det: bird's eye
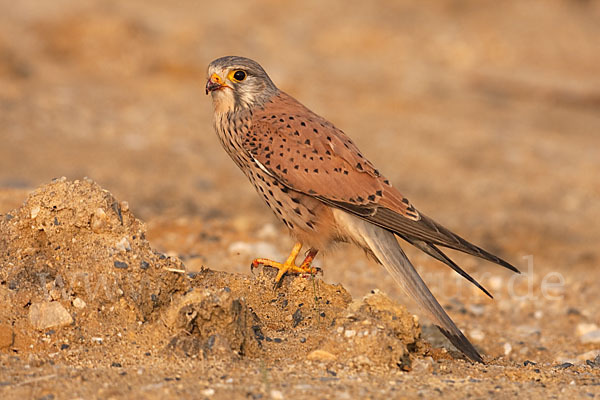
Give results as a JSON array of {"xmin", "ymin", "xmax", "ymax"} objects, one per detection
[{"xmin": 232, "ymin": 70, "xmax": 247, "ymax": 82}]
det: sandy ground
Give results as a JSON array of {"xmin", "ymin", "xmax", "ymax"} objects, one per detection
[{"xmin": 1, "ymin": 0, "xmax": 599, "ymax": 398}]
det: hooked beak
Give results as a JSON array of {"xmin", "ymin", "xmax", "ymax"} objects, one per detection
[{"xmin": 205, "ymin": 73, "xmax": 229, "ymax": 95}]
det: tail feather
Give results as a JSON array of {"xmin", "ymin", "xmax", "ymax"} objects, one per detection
[
  {"xmin": 400, "ymin": 235, "xmax": 493, "ymax": 299},
  {"xmin": 335, "ymin": 211, "xmax": 483, "ymax": 363}
]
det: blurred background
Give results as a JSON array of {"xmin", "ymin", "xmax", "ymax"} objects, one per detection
[{"xmin": 1, "ymin": 0, "xmax": 599, "ymax": 356}]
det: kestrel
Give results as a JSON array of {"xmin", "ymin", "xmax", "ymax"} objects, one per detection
[{"xmin": 205, "ymin": 56, "xmax": 519, "ymax": 363}]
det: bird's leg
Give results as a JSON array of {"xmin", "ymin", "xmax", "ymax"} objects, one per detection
[
  {"xmin": 251, "ymin": 243, "xmax": 320, "ymax": 287},
  {"xmin": 299, "ymin": 248, "xmax": 320, "ymax": 274}
]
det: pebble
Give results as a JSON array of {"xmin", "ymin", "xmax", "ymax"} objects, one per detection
[
  {"xmin": 201, "ymin": 388, "xmax": 215, "ymax": 397},
  {"xmin": 516, "ymin": 325, "xmax": 540, "ymax": 336},
  {"xmin": 72, "ymin": 298, "xmax": 86, "ymax": 309},
  {"xmin": 344, "ymin": 330, "xmax": 356, "ymax": 338},
  {"xmin": 30, "ymin": 206, "xmax": 41, "ymax": 219},
  {"xmin": 257, "ymin": 224, "xmax": 278, "ymax": 240},
  {"xmin": 576, "ymin": 349, "xmax": 600, "ymax": 362},
  {"xmin": 115, "ymin": 237, "xmax": 131, "ymax": 252},
  {"xmin": 28, "ymin": 302, "xmax": 73, "ymax": 330},
  {"xmin": 307, "ymin": 349, "xmax": 336, "ymax": 362},
  {"xmin": 469, "ymin": 329, "xmax": 485, "ymax": 342},
  {"xmin": 580, "ymin": 330, "xmax": 600, "ymax": 344},
  {"xmin": 586, "ymin": 355, "xmax": 600, "ymax": 368},
  {"xmin": 270, "ymin": 389, "xmax": 283, "ymax": 400},
  {"xmin": 504, "ymin": 342, "xmax": 512, "ymax": 356},
  {"xmin": 468, "ymin": 304, "xmax": 485, "ymax": 316},
  {"xmin": 91, "ymin": 208, "xmax": 108, "ymax": 232},
  {"xmin": 576, "ymin": 323, "xmax": 598, "ymax": 337},
  {"xmin": 412, "ymin": 356, "xmax": 434, "ymax": 373},
  {"xmin": 114, "ymin": 261, "xmax": 128, "ymax": 269}
]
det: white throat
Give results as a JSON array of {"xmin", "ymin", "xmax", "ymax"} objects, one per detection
[{"xmin": 210, "ymin": 90, "xmax": 236, "ymax": 115}]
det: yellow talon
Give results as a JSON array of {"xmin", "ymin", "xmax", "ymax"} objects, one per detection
[{"xmin": 251, "ymin": 242, "xmax": 319, "ymax": 287}]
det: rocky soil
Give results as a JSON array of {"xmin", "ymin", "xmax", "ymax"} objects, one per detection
[{"xmin": 1, "ymin": 0, "xmax": 599, "ymax": 398}]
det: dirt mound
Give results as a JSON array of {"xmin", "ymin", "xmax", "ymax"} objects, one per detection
[
  {"xmin": 0, "ymin": 178, "xmax": 189, "ymax": 352},
  {"xmin": 0, "ymin": 178, "xmax": 425, "ymax": 370}
]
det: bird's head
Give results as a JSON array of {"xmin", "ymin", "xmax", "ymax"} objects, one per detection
[{"xmin": 206, "ymin": 56, "xmax": 278, "ymax": 114}]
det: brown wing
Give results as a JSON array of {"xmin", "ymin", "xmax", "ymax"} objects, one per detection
[
  {"xmin": 244, "ymin": 91, "xmax": 419, "ymax": 220},
  {"xmin": 245, "ymin": 92, "xmax": 518, "ymax": 273}
]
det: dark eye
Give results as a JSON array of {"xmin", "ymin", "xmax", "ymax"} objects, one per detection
[{"xmin": 233, "ymin": 70, "xmax": 246, "ymax": 81}]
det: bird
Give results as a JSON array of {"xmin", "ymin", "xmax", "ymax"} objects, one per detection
[{"xmin": 205, "ymin": 56, "xmax": 519, "ymax": 363}]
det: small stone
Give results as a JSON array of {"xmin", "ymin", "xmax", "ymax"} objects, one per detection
[
  {"xmin": 292, "ymin": 308, "xmax": 303, "ymax": 327},
  {"xmin": 469, "ymin": 329, "xmax": 485, "ymax": 342},
  {"xmin": 257, "ymin": 224, "xmax": 278, "ymax": 240},
  {"xmin": 524, "ymin": 360, "xmax": 537, "ymax": 366},
  {"xmin": 504, "ymin": 342, "xmax": 512, "ymax": 356},
  {"xmin": 30, "ymin": 206, "xmax": 40, "ymax": 219},
  {"xmin": 29, "ymin": 302, "xmax": 73, "ymax": 330},
  {"xmin": 580, "ymin": 330, "xmax": 600, "ymax": 344},
  {"xmin": 576, "ymin": 323, "xmax": 599, "ymax": 337},
  {"xmin": 91, "ymin": 208, "xmax": 108, "ymax": 232},
  {"xmin": 307, "ymin": 349, "xmax": 336, "ymax": 362},
  {"xmin": 468, "ymin": 304, "xmax": 485, "ymax": 316},
  {"xmin": 111, "ymin": 362, "xmax": 122, "ymax": 368},
  {"xmin": 72, "ymin": 298, "xmax": 86, "ymax": 309},
  {"xmin": 586, "ymin": 356, "xmax": 600, "ymax": 368},
  {"xmin": 411, "ymin": 356, "xmax": 434, "ymax": 373},
  {"xmin": 576, "ymin": 350, "xmax": 600, "ymax": 362},
  {"xmin": 115, "ymin": 237, "xmax": 131, "ymax": 253},
  {"xmin": 344, "ymin": 330, "xmax": 356, "ymax": 338},
  {"xmin": 114, "ymin": 261, "xmax": 128, "ymax": 269},
  {"xmin": 557, "ymin": 362, "xmax": 573, "ymax": 369},
  {"xmin": 270, "ymin": 389, "xmax": 283, "ymax": 400},
  {"xmin": 140, "ymin": 261, "xmax": 150, "ymax": 270},
  {"xmin": 201, "ymin": 388, "xmax": 215, "ymax": 397}
]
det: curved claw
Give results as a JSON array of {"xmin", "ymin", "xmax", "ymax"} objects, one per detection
[{"xmin": 251, "ymin": 243, "xmax": 321, "ymax": 288}]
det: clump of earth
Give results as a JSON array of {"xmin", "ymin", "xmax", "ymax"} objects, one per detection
[{"xmin": 0, "ymin": 179, "xmax": 427, "ymax": 373}]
